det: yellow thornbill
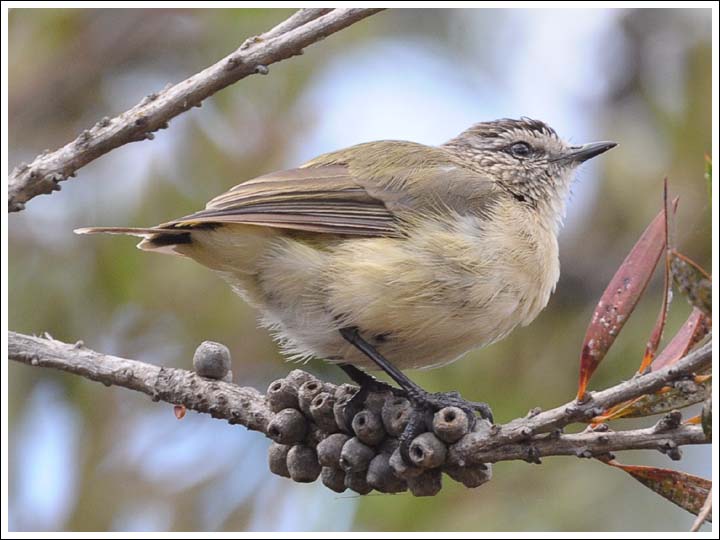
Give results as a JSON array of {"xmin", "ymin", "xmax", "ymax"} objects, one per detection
[{"xmin": 76, "ymin": 117, "xmax": 616, "ymax": 453}]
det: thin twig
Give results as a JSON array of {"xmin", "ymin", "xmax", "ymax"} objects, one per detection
[
  {"xmin": 690, "ymin": 488, "xmax": 712, "ymax": 531},
  {"xmin": 8, "ymin": 331, "xmax": 711, "ymax": 464},
  {"xmin": 7, "ymin": 8, "xmax": 384, "ymax": 212}
]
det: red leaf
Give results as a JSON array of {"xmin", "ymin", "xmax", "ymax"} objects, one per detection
[
  {"xmin": 651, "ymin": 308, "xmax": 709, "ymax": 372},
  {"xmin": 577, "ymin": 199, "xmax": 677, "ymax": 399},
  {"xmin": 604, "ymin": 460, "xmax": 711, "ymax": 520}
]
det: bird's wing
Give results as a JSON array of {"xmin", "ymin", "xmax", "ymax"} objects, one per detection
[
  {"xmin": 162, "ymin": 141, "xmax": 500, "ymax": 237},
  {"xmin": 163, "ymin": 165, "xmax": 401, "ymax": 237}
]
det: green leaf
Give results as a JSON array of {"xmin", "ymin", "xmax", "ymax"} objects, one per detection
[{"xmin": 670, "ymin": 251, "xmax": 712, "ymax": 316}]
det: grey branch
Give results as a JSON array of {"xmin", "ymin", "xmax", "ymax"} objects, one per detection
[
  {"xmin": 7, "ymin": 8, "xmax": 384, "ymax": 212},
  {"xmin": 8, "ymin": 331, "xmax": 711, "ymax": 465},
  {"xmin": 8, "ymin": 331, "xmax": 272, "ymax": 433}
]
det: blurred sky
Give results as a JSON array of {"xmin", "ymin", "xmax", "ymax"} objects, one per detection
[{"xmin": 7, "ymin": 7, "xmax": 713, "ymax": 532}]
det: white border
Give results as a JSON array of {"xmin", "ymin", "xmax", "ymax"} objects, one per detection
[{"xmin": 2, "ymin": 1, "xmax": 717, "ymax": 537}]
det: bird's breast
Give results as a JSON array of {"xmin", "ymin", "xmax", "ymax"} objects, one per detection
[{"xmin": 220, "ymin": 202, "xmax": 560, "ymax": 371}]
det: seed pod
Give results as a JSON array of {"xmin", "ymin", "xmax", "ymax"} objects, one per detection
[
  {"xmin": 304, "ymin": 422, "xmax": 325, "ymax": 448},
  {"xmin": 286, "ymin": 445, "xmax": 321, "ymax": 483},
  {"xmin": 298, "ymin": 380, "xmax": 325, "ymax": 416},
  {"xmin": 317, "ymin": 433, "xmax": 350, "ymax": 468},
  {"xmin": 433, "ymin": 406, "xmax": 470, "ymax": 444},
  {"xmin": 409, "ymin": 432, "xmax": 448, "ymax": 468},
  {"xmin": 378, "ymin": 437, "xmax": 400, "ymax": 456},
  {"xmin": 444, "ymin": 462, "xmax": 492, "ymax": 488},
  {"xmin": 381, "ymin": 397, "xmax": 413, "ymax": 437},
  {"xmin": 407, "ymin": 468, "xmax": 442, "ymax": 496},
  {"xmin": 365, "ymin": 389, "xmax": 393, "ymax": 414},
  {"xmin": 334, "ymin": 383, "xmax": 359, "ymax": 401},
  {"xmin": 367, "ymin": 453, "xmax": 407, "ymax": 493},
  {"xmin": 333, "ymin": 393, "xmax": 353, "ymax": 433},
  {"xmin": 344, "ymin": 470, "xmax": 372, "ymax": 495},
  {"xmin": 339, "ymin": 437, "xmax": 375, "ymax": 472},
  {"xmin": 266, "ymin": 378, "xmax": 299, "ymax": 413},
  {"xmin": 267, "ymin": 408, "xmax": 307, "ymax": 445},
  {"xmin": 267, "ymin": 442, "xmax": 291, "ymax": 478},
  {"xmin": 285, "ymin": 369, "xmax": 317, "ymax": 389},
  {"xmin": 352, "ymin": 409, "xmax": 386, "ymax": 446},
  {"xmin": 388, "ymin": 447, "xmax": 424, "ymax": 479},
  {"xmin": 193, "ymin": 341, "xmax": 231, "ymax": 380},
  {"xmin": 310, "ymin": 392, "xmax": 339, "ymax": 433},
  {"xmin": 321, "ymin": 466, "xmax": 346, "ymax": 493}
]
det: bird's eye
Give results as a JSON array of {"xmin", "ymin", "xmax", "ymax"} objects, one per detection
[{"xmin": 509, "ymin": 142, "xmax": 532, "ymax": 158}]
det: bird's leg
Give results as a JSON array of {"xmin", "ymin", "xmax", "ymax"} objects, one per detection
[{"xmin": 339, "ymin": 327, "xmax": 493, "ymax": 461}]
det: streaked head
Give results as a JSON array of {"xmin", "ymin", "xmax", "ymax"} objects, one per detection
[{"xmin": 443, "ymin": 118, "xmax": 616, "ymax": 227}]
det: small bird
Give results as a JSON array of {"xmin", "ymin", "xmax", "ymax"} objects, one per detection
[{"xmin": 77, "ymin": 118, "xmax": 615, "ymax": 445}]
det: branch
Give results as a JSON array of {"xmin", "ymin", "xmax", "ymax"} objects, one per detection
[
  {"xmin": 7, "ymin": 8, "xmax": 384, "ymax": 212},
  {"xmin": 448, "ymin": 420, "xmax": 706, "ymax": 466},
  {"xmin": 449, "ymin": 340, "xmax": 712, "ymax": 465},
  {"xmin": 8, "ymin": 331, "xmax": 272, "ymax": 433},
  {"xmin": 9, "ymin": 330, "xmax": 710, "ymax": 468}
]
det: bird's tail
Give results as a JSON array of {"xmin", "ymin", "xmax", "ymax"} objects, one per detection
[{"xmin": 74, "ymin": 226, "xmax": 192, "ymax": 254}]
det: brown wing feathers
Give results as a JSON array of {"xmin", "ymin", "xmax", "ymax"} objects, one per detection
[
  {"xmin": 75, "ymin": 165, "xmax": 400, "ymax": 244},
  {"xmin": 162, "ymin": 166, "xmax": 400, "ymax": 237}
]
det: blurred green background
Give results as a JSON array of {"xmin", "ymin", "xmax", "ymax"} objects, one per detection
[{"xmin": 7, "ymin": 7, "xmax": 712, "ymax": 532}]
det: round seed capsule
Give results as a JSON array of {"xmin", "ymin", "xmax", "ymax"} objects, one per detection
[
  {"xmin": 378, "ymin": 437, "xmax": 400, "ymax": 456},
  {"xmin": 317, "ymin": 433, "xmax": 351, "ymax": 468},
  {"xmin": 407, "ymin": 468, "xmax": 442, "ymax": 496},
  {"xmin": 333, "ymin": 393, "xmax": 353, "ymax": 433},
  {"xmin": 352, "ymin": 409, "xmax": 386, "ymax": 446},
  {"xmin": 285, "ymin": 369, "xmax": 317, "ymax": 389},
  {"xmin": 298, "ymin": 380, "xmax": 325, "ymax": 417},
  {"xmin": 334, "ymin": 383, "xmax": 359, "ymax": 401},
  {"xmin": 304, "ymin": 423, "xmax": 325, "ymax": 448},
  {"xmin": 364, "ymin": 389, "xmax": 393, "ymax": 414},
  {"xmin": 409, "ymin": 432, "xmax": 448, "ymax": 469},
  {"xmin": 267, "ymin": 442, "xmax": 291, "ymax": 478},
  {"xmin": 267, "ymin": 408, "xmax": 307, "ymax": 445},
  {"xmin": 444, "ymin": 462, "xmax": 492, "ymax": 488},
  {"xmin": 381, "ymin": 397, "xmax": 413, "ymax": 437},
  {"xmin": 310, "ymin": 392, "xmax": 339, "ymax": 433},
  {"xmin": 433, "ymin": 406, "xmax": 470, "ymax": 443},
  {"xmin": 388, "ymin": 447, "xmax": 424, "ymax": 479},
  {"xmin": 367, "ymin": 453, "xmax": 407, "ymax": 493},
  {"xmin": 266, "ymin": 378, "xmax": 299, "ymax": 413},
  {"xmin": 286, "ymin": 445, "xmax": 321, "ymax": 483},
  {"xmin": 193, "ymin": 341, "xmax": 231, "ymax": 380},
  {"xmin": 339, "ymin": 437, "xmax": 375, "ymax": 472},
  {"xmin": 344, "ymin": 470, "xmax": 372, "ymax": 495},
  {"xmin": 321, "ymin": 466, "xmax": 346, "ymax": 493}
]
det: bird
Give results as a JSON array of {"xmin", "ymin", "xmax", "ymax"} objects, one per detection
[{"xmin": 76, "ymin": 117, "xmax": 616, "ymax": 448}]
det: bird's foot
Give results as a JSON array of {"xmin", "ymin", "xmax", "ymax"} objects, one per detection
[
  {"xmin": 339, "ymin": 364, "xmax": 403, "ymax": 430},
  {"xmin": 399, "ymin": 389, "xmax": 494, "ymax": 463}
]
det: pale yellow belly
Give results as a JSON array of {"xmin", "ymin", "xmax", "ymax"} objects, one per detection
[{"xmin": 195, "ymin": 213, "xmax": 559, "ymax": 371}]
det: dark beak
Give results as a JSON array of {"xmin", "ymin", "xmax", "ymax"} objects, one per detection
[{"xmin": 565, "ymin": 141, "xmax": 617, "ymax": 163}]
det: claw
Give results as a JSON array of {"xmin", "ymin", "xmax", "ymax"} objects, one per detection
[
  {"xmin": 397, "ymin": 390, "xmax": 493, "ymax": 464},
  {"xmin": 399, "ymin": 408, "xmax": 431, "ymax": 462},
  {"xmin": 341, "ymin": 386, "xmax": 368, "ymax": 431}
]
